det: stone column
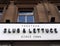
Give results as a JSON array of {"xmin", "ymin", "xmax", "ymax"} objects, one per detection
[
  {"xmin": 48, "ymin": 3, "xmax": 60, "ymax": 22},
  {"xmin": 34, "ymin": 3, "xmax": 48, "ymax": 22},
  {"xmin": 43, "ymin": 2, "xmax": 50, "ymax": 22},
  {"xmin": 2, "ymin": 1, "xmax": 18, "ymax": 22},
  {"xmin": 13, "ymin": 6, "xmax": 18, "ymax": 22},
  {"xmin": 34, "ymin": 5, "xmax": 39, "ymax": 23}
]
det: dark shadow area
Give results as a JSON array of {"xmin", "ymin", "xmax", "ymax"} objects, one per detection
[
  {"xmin": 6, "ymin": 20, "xmax": 10, "ymax": 23},
  {"xmin": 50, "ymin": 17, "xmax": 55, "ymax": 23}
]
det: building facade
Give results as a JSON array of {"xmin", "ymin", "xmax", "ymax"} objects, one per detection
[
  {"xmin": 0, "ymin": 0, "xmax": 60, "ymax": 46},
  {"xmin": 0, "ymin": 0, "xmax": 60, "ymax": 22}
]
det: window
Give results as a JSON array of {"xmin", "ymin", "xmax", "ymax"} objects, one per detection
[
  {"xmin": 27, "ymin": 16, "xmax": 34, "ymax": 22},
  {"xmin": 17, "ymin": 11, "xmax": 34, "ymax": 23},
  {"xmin": 0, "ymin": 8, "xmax": 3, "ymax": 20},
  {"xmin": 18, "ymin": 15, "xmax": 25, "ymax": 22}
]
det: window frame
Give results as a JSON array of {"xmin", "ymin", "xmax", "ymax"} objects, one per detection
[
  {"xmin": 0, "ymin": 8, "xmax": 3, "ymax": 20},
  {"xmin": 17, "ymin": 11, "xmax": 34, "ymax": 23}
]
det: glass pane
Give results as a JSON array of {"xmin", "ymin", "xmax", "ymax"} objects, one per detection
[
  {"xmin": 17, "ymin": 16, "xmax": 25, "ymax": 22},
  {"xmin": 27, "ymin": 16, "xmax": 34, "ymax": 22}
]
